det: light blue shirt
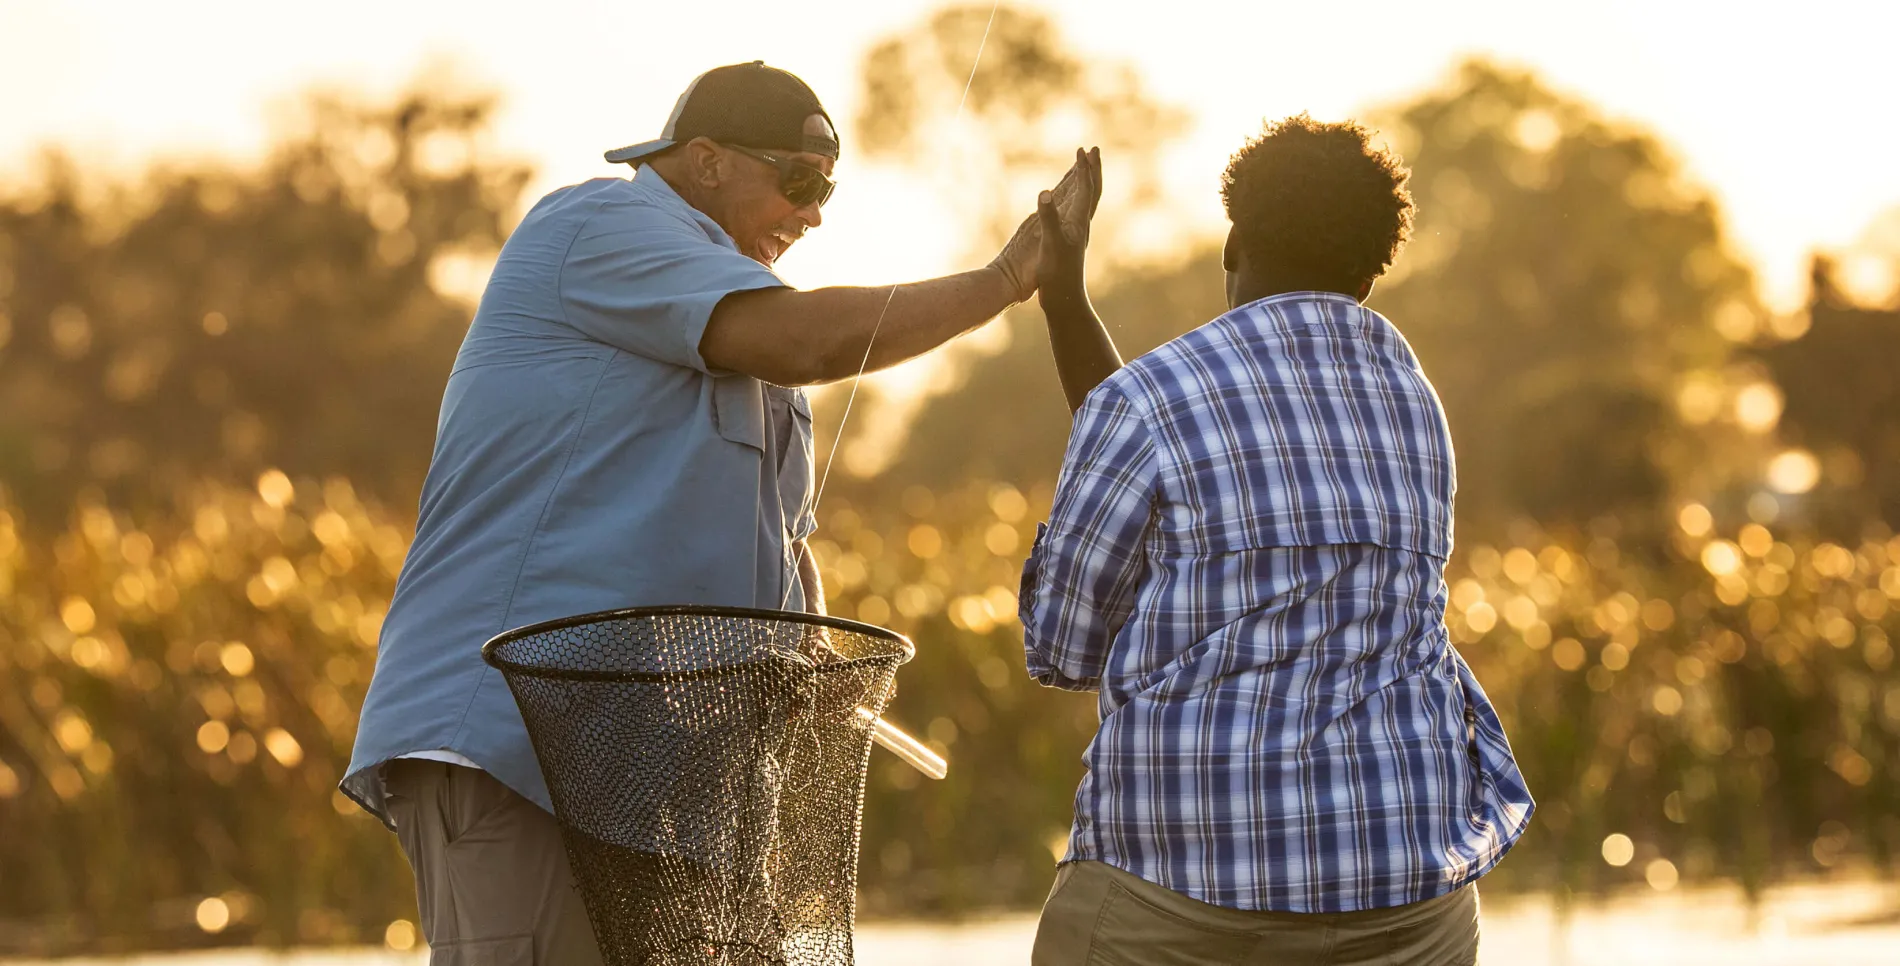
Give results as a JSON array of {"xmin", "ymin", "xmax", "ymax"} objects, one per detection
[{"xmin": 343, "ymin": 165, "xmax": 816, "ymax": 824}]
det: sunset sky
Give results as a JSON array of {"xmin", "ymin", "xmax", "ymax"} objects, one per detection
[{"xmin": 3, "ymin": 0, "xmax": 1896, "ymax": 311}]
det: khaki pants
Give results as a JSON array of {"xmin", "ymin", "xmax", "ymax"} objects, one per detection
[
  {"xmin": 1031, "ymin": 861, "xmax": 1479, "ymax": 966},
  {"xmin": 384, "ymin": 759, "xmax": 605, "ymax": 966}
]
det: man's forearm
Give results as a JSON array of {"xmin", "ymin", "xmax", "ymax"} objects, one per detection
[
  {"xmin": 703, "ymin": 268, "xmax": 1019, "ymax": 387},
  {"xmin": 1041, "ymin": 287, "xmax": 1123, "ymax": 413}
]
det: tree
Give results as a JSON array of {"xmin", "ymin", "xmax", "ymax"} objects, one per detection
[
  {"xmin": 835, "ymin": 3, "xmax": 1192, "ymax": 492},
  {"xmin": 1368, "ymin": 61, "xmax": 1767, "ymax": 545},
  {"xmin": 1756, "ymin": 257, "xmax": 1900, "ymax": 534},
  {"xmin": 868, "ymin": 59, "xmax": 1776, "ymax": 551},
  {"xmin": 0, "ymin": 84, "xmax": 531, "ymax": 520},
  {"xmin": 0, "ymin": 81, "xmax": 531, "ymax": 954},
  {"xmin": 855, "ymin": 4, "xmax": 1186, "ymax": 246}
]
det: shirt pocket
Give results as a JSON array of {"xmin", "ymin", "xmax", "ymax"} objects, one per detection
[
  {"xmin": 712, "ymin": 373, "xmax": 766, "ymax": 453},
  {"xmin": 779, "ymin": 388, "xmax": 816, "ymax": 541}
]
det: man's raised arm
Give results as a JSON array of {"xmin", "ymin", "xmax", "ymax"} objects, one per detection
[
  {"xmin": 1036, "ymin": 147, "xmax": 1123, "ymax": 413},
  {"xmin": 703, "ymin": 268, "xmax": 1016, "ymax": 386},
  {"xmin": 702, "ymin": 157, "xmax": 1097, "ymax": 387}
]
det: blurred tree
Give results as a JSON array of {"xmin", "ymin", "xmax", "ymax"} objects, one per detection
[
  {"xmin": 856, "ymin": 4, "xmax": 1187, "ymax": 245},
  {"xmin": 2, "ymin": 22, "xmax": 1894, "ymax": 950},
  {"xmin": 851, "ymin": 248, "xmax": 1225, "ymax": 493},
  {"xmin": 0, "ymin": 85, "xmax": 531, "ymax": 520},
  {"xmin": 836, "ymin": 3, "xmax": 1194, "ymax": 489},
  {"xmin": 0, "ymin": 80, "xmax": 529, "ymax": 954},
  {"xmin": 0, "ymin": 476, "xmax": 415, "ymax": 953},
  {"xmin": 1417, "ymin": 521, "xmax": 1900, "ymax": 902},
  {"xmin": 836, "ymin": 48, "xmax": 1895, "ymax": 913},
  {"xmin": 1368, "ymin": 61, "xmax": 1768, "ymax": 545},
  {"xmin": 1756, "ymin": 257, "xmax": 1900, "ymax": 535},
  {"xmin": 866, "ymin": 59, "xmax": 1775, "ymax": 551}
]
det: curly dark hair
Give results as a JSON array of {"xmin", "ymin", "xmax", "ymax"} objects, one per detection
[{"xmin": 1220, "ymin": 114, "xmax": 1415, "ymax": 292}]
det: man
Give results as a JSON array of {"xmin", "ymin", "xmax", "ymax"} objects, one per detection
[
  {"xmin": 1021, "ymin": 117, "xmax": 1534, "ymax": 964},
  {"xmin": 343, "ymin": 61, "xmax": 1093, "ymax": 963}
]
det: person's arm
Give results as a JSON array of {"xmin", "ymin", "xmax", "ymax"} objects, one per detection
[
  {"xmin": 1036, "ymin": 147, "xmax": 1122, "ymax": 413},
  {"xmin": 1019, "ymin": 385, "xmax": 1156, "ymax": 691},
  {"xmin": 701, "ymin": 154, "xmax": 1099, "ymax": 387},
  {"xmin": 704, "ymin": 268, "xmax": 1015, "ymax": 386},
  {"xmin": 796, "ymin": 540, "xmax": 826, "ymax": 616}
]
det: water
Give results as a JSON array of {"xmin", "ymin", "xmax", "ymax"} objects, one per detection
[{"xmin": 11, "ymin": 880, "xmax": 1896, "ymax": 965}]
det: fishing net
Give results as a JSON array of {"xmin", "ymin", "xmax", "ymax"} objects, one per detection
[{"xmin": 482, "ymin": 605, "xmax": 912, "ymax": 966}]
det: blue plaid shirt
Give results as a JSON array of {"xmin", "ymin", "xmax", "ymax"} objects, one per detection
[{"xmin": 1020, "ymin": 291, "xmax": 1533, "ymax": 913}]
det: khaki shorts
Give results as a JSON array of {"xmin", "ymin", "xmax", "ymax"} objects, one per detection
[
  {"xmin": 1031, "ymin": 860, "xmax": 1479, "ymax": 966},
  {"xmin": 384, "ymin": 759, "xmax": 605, "ymax": 966}
]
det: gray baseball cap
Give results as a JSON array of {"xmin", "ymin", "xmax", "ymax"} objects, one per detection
[{"xmin": 605, "ymin": 61, "xmax": 839, "ymax": 166}]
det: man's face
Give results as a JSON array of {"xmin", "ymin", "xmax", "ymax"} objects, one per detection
[{"xmin": 717, "ymin": 113, "xmax": 836, "ymax": 267}]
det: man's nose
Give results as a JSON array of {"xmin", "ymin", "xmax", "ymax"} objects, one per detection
[{"xmin": 796, "ymin": 201, "xmax": 823, "ymax": 230}]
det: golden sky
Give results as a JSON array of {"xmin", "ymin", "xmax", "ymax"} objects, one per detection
[{"xmin": 3, "ymin": 0, "xmax": 1897, "ymax": 311}]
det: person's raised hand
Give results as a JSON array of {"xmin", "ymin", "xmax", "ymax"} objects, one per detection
[
  {"xmin": 990, "ymin": 150, "xmax": 1098, "ymax": 304},
  {"xmin": 1036, "ymin": 147, "xmax": 1102, "ymax": 310}
]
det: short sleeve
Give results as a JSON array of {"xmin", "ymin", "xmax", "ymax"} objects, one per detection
[{"xmin": 559, "ymin": 198, "xmax": 786, "ymax": 373}]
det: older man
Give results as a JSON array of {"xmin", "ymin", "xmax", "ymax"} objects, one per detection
[{"xmin": 344, "ymin": 61, "xmax": 1092, "ymax": 963}]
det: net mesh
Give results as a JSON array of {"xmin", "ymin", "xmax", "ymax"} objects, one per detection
[{"xmin": 483, "ymin": 606, "xmax": 912, "ymax": 966}]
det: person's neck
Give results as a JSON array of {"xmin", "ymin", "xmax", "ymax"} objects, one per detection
[
  {"xmin": 646, "ymin": 159, "xmax": 692, "ymax": 200},
  {"xmin": 1229, "ymin": 274, "xmax": 1359, "ymax": 309},
  {"xmin": 644, "ymin": 159, "xmax": 729, "ymax": 233}
]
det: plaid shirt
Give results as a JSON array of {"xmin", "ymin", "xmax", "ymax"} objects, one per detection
[{"xmin": 1020, "ymin": 292, "xmax": 1533, "ymax": 913}]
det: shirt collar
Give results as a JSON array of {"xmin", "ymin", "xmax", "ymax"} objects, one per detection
[{"xmin": 1233, "ymin": 290, "xmax": 1362, "ymax": 314}]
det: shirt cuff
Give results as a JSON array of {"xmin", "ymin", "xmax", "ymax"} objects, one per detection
[{"xmin": 1019, "ymin": 523, "xmax": 1096, "ymax": 690}]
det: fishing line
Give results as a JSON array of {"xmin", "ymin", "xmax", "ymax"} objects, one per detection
[{"xmin": 782, "ymin": 1, "xmax": 1002, "ymax": 610}]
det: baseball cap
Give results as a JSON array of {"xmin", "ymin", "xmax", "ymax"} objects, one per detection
[{"xmin": 604, "ymin": 61, "xmax": 839, "ymax": 166}]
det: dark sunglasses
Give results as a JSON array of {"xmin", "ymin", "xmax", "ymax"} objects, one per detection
[{"xmin": 726, "ymin": 144, "xmax": 837, "ymax": 209}]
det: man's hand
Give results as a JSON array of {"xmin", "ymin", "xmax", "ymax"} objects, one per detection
[
  {"xmin": 990, "ymin": 151, "xmax": 1100, "ymax": 304},
  {"xmin": 1032, "ymin": 147, "xmax": 1122, "ymax": 412},
  {"xmin": 1036, "ymin": 147, "xmax": 1103, "ymax": 310},
  {"xmin": 701, "ymin": 151, "xmax": 1102, "ymax": 387}
]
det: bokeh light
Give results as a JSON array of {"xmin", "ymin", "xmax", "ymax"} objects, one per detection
[
  {"xmin": 1766, "ymin": 449, "xmax": 1821, "ymax": 493},
  {"xmin": 1602, "ymin": 834, "xmax": 1635, "ymax": 867},
  {"xmin": 1645, "ymin": 858, "xmax": 1680, "ymax": 891},
  {"xmin": 384, "ymin": 919, "xmax": 418, "ymax": 951},
  {"xmin": 195, "ymin": 897, "xmax": 231, "ymax": 934}
]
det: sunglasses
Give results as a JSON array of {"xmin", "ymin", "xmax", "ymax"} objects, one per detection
[{"xmin": 726, "ymin": 144, "xmax": 837, "ymax": 209}]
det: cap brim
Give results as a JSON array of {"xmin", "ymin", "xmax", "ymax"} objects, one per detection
[{"xmin": 603, "ymin": 138, "xmax": 675, "ymax": 165}]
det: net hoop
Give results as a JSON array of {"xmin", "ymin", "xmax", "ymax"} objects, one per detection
[{"xmin": 482, "ymin": 604, "xmax": 915, "ymax": 681}]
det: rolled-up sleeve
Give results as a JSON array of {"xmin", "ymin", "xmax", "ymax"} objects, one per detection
[
  {"xmin": 559, "ymin": 200, "xmax": 785, "ymax": 373},
  {"xmin": 1019, "ymin": 385, "xmax": 1157, "ymax": 691}
]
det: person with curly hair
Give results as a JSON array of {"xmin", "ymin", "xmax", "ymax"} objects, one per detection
[{"xmin": 1020, "ymin": 118, "xmax": 1534, "ymax": 964}]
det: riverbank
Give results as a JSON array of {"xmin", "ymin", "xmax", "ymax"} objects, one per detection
[{"xmin": 9, "ymin": 878, "xmax": 1896, "ymax": 965}]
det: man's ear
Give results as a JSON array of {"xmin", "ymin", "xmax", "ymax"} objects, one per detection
[
  {"xmin": 1356, "ymin": 278, "xmax": 1375, "ymax": 303},
  {"xmin": 1222, "ymin": 226, "xmax": 1240, "ymax": 273},
  {"xmin": 683, "ymin": 137, "xmax": 724, "ymax": 188}
]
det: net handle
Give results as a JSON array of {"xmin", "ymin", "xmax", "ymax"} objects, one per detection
[{"xmin": 859, "ymin": 709, "xmax": 949, "ymax": 780}]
